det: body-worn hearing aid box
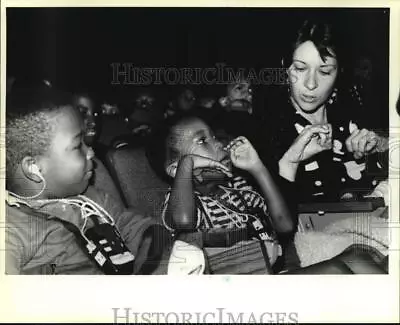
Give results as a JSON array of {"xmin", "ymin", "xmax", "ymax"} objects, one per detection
[{"xmin": 297, "ymin": 198, "xmax": 387, "ymax": 232}]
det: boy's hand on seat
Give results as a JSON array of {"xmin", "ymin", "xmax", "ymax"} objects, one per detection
[{"xmin": 226, "ymin": 136, "xmax": 263, "ymax": 173}]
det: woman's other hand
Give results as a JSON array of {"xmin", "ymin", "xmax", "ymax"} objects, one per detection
[{"xmin": 345, "ymin": 124, "xmax": 388, "ymax": 159}]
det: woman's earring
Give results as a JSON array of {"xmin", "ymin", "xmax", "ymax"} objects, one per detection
[
  {"xmin": 280, "ymin": 57, "xmax": 290, "ymax": 86},
  {"xmin": 328, "ymin": 88, "xmax": 338, "ymax": 105}
]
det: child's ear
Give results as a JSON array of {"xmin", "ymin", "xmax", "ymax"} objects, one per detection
[
  {"xmin": 21, "ymin": 157, "xmax": 44, "ymax": 183},
  {"xmin": 166, "ymin": 161, "xmax": 178, "ymax": 178}
]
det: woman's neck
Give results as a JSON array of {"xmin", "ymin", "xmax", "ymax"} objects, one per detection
[{"xmin": 290, "ymin": 97, "xmax": 327, "ymax": 125}]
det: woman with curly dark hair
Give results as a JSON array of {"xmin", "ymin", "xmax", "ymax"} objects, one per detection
[{"xmin": 265, "ymin": 20, "xmax": 389, "ymax": 203}]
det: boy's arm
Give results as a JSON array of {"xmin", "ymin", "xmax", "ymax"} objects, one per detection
[
  {"xmin": 165, "ymin": 156, "xmax": 199, "ymax": 231},
  {"xmin": 249, "ymin": 163, "xmax": 294, "ymax": 234},
  {"xmin": 227, "ymin": 137, "xmax": 294, "ymax": 234}
]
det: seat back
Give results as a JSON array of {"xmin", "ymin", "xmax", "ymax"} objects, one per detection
[
  {"xmin": 89, "ymin": 156, "xmax": 125, "ymax": 207},
  {"xmin": 105, "ymin": 144, "xmax": 169, "ymax": 220}
]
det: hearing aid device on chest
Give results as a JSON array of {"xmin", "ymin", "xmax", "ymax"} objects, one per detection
[{"xmin": 81, "ymin": 216, "xmax": 135, "ymax": 275}]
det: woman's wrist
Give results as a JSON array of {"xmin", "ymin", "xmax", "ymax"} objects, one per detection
[{"xmin": 278, "ymin": 155, "xmax": 299, "ymax": 182}]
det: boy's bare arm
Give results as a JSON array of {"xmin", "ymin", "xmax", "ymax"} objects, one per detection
[
  {"xmin": 248, "ymin": 163, "xmax": 294, "ymax": 233},
  {"xmin": 227, "ymin": 137, "xmax": 294, "ymax": 233},
  {"xmin": 165, "ymin": 156, "xmax": 198, "ymax": 231},
  {"xmin": 165, "ymin": 155, "xmax": 231, "ymax": 231}
]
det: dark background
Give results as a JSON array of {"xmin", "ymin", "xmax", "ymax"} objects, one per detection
[{"xmin": 6, "ymin": 7, "xmax": 389, "ymax": 127}]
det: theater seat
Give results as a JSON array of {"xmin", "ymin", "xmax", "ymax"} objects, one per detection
[
  {"xmin": 89, "ymin": 156, "xmax": 125, "ymax": 207},
  {"xmin": 105, "ymin": 144, "xmax": 169, "ymax": 220}
]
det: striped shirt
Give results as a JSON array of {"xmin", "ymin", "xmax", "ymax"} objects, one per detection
[{"xmin": 162, "ymin": 176, "xmax": 277, "ymax": 242}]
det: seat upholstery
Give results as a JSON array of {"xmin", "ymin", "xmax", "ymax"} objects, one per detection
[
  {"xmin": 89, "ymin": 156, "xmax": 125, "ymax": 207},
  {"xmin": 105, "ymin": 144, "xmax": 169, "ymax": 220}
]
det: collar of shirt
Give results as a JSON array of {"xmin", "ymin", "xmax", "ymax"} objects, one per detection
[{"xmin": 6, "ymin": 190, "xmax": 85, "ymax": 227}]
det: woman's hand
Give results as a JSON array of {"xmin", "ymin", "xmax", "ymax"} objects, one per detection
[
  {"xmin": 226, "ymin": 136, "xmax": 262, "ymax": 173},
  {"xmin": 345, "ymin": 126, "xmax": 388, "ymax": 159},
  {"xmin": 283, "ymin": 124, "xmax": 332, "ymax": 163},
  {"xmin": 278, "ymin": 124, "xmax": 332, "ymax": 181}
]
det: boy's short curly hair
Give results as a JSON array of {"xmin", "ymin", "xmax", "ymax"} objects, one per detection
[
  {"xmin": 146, "ymin": 109, "xmax": 212, "ymax": 183},
  {"xmin": 6, "ymin": 85, "xmax": 73, "ymax": 186}
]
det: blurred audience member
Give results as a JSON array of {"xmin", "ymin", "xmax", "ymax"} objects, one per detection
[
  {"xmin": 111, "ymin": 88, "xmax": 165, "ymax": 147},
  {"xmin": 165, "ymin": 86, "xmax": 197, "ymax": 117},
  {"xmin": 72, "ymin": 92, "xmax": 102, "ymax": 148},
  {"xmin": 219, "ymin": 78, "xmax": 253, "ymax": 115}
]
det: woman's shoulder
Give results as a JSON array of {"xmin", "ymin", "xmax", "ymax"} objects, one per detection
[{"xmin": 328, "ymin": 87, "xmax": 365, "ymax": 125}]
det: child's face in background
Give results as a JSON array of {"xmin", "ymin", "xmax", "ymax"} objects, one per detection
[
  {"xmin": 169, "ymin": 118, "xmax": 231, "ymax": 179},
  {"xmin": 75, "ymin": 95, "xmax": 101, "ymax": 146},
  {"xmin": 38, "ymin": 106, "xmax": 95, "ymax": 198},
  {"xmin": 227, "ymin": 81, "xmax": 252, "ymax": 103},
  {"xmin": 177, "ymin": 89, "xmax": 196, "ymax": 111},
  {"xmin": 135, "ymin": 92, "xmax": 156, "ymax": 110}
]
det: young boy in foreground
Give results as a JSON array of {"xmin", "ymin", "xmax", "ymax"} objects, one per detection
[{"xmin": 5, "ymin": 85, "xmax": 171, "ymax": 274}]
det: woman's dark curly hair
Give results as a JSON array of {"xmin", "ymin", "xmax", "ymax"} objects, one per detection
[{"xmin": 283, "ymin": 19, "xmax": 343, "ymax": 67}]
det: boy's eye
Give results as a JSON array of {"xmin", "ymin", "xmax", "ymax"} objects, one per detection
[
  {"xmin": 197, "ymin": 137, "xmax": 207, "ymax": 145},
  {"xmin": 74, "ymin": 142, "xmax": 83, "ymax": 150}
]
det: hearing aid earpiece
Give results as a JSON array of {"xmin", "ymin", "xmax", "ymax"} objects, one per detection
[
  {"xmin": 31, "ymin": 164, "xmax": 44, "ymax": 180},
  {"xmin": 31, "ymin": 164, "xmax": 40, "ymax": 174},
  {"xmin": 9, "ymin": 164, "xmax": 47, "ymax": 200}
]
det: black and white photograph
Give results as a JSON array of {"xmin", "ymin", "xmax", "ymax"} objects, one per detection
[{"xmin": 1, "ymin": 2, "xmax": 399, "ymax": 323}]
